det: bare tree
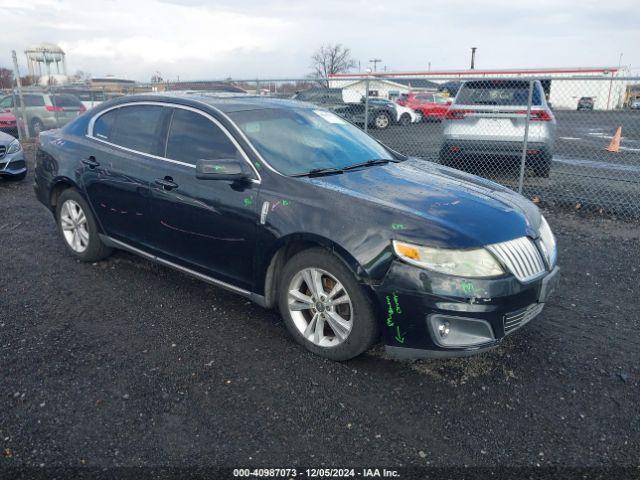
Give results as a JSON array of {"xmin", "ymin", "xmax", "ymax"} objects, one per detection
[
  {"xmin": 0, "ymin": 67, "xmax": 14, "ymax": 89},
  {"xmin": 310, "ymin": 44, "xmax": 356, "ymax": 87}
]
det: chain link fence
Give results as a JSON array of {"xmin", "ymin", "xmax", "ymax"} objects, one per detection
[{"xmin": 2, "ymin": 75, "xmax": 639, "ymax": 219}]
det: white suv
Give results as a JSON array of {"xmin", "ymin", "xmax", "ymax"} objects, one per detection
[{"xmin": 439, "ymin": 79, "xmax": 556, "ymax": 177}]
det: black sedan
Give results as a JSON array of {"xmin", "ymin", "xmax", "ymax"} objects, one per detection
[{"xmin": 34, "ymin": 93, "xmax": 559, "ymax": 361}]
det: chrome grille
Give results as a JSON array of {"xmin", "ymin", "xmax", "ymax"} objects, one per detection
[
  {"xmin": 0, "ymin": 146, "xmax": 6, "ymax": 159},
  {"xmin": 504, "ymin": 303, "xmax": 544, "ymax": 334},
  {"xmin": 487, "ymin": 236, "xmax": 546, "ymax": 282}
]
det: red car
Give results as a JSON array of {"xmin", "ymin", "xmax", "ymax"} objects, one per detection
[
  {"xmin": 397, "ymin": 92, "xmax": 452, "ymax": 121},
  {"xmin": 0, "ymin": 110, "xmax": 18, "ymax": 137}
]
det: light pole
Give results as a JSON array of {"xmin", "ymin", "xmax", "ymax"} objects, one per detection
[
  {"xmin": 369, "ymin": 59, "xmax": 382, "ymax": 72},
  {"xmin": 470, "ymin": 47, "xmax": 477, "ymax": 70}
]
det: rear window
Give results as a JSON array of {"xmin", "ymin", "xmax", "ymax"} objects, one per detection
[
  {"xmin": 109, "ymin": 105, "xmax": 165, "ymax": 155},
  {"xmin": 456, "ymin": 81, "xmax": 542, "ymax": 106},
  {"xmin": 21, "ymin": 95, "xmax": 46, "ymax": 107},
  {"xmin": 52, "ymin": 94, "xmax": 83, "ymax": 108}
]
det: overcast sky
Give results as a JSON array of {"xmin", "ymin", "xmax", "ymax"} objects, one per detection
[{"xmin": 1, "ymin": 0, "xmax": 639, "ymax": 81}]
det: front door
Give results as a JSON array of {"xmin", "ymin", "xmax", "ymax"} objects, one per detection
[
  {"xmin": 82, "ymin": 104, "xmax": 167, "ymax": 249},
  {"xmin": 148, "ymin": 107, "xmax": 260, "ymax": 291}
]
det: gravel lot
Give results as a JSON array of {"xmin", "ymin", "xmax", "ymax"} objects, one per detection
[{"xmin": 1, "ymin": 149, "xmax": 639, "ymax": 475}]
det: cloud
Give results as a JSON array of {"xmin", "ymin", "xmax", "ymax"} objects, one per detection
[{"xmin": 0, "ymin": 0, "xmax": 638, "ymax": 80}]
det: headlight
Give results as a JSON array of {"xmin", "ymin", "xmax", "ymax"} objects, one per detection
[
  {"xmin": 538, "ymin": 215, "xmax": 557, "ymax": 267},
  {"xmin": 393, "ymin": 240, "xmax": 504, "ymax": 278},
  {"xmin": 6, "ymin": 139, "xmax": 21, "ymax": 154}
]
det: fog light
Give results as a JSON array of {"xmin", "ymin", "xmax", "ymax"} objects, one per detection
[
  {"xmin": 438, "ymin": 320, "xmax": 450, "ymax": 338},
  {"xmin": 427, "ymin": 314, "xmax": 495, "ymax": 348}
]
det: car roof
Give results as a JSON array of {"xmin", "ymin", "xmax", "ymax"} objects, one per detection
[{"xmin": 112, "ymin": 91, "xmax": 316, "ymax": 113}]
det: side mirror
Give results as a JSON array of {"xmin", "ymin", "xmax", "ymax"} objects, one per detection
[{"xmin": 196, "ymin": 159, "xmax": 248, "ymax": 181}]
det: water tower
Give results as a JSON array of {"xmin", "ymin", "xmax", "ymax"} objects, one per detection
[{"xmin": 25, "ymin": 43, "xmax": 67, "ymax": 78}]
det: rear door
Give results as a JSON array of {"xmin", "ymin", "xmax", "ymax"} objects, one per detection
[
  {"xmin": 148, "ymin": 107, "xmax": 260, "ymax": 290},
  {"xmin": 83, "ymin": 104, "xmax": 167, "ymax": 249}
]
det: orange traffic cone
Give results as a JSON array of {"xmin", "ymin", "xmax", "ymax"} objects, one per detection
[{"xmin": 606, "ymin": 127, "xmax": 622, "ymax": 153}]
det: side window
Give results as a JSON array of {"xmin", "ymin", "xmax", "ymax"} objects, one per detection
[
  {"xmin": 110, "ymin": 105, "xmax": 165, "ymax": 155},
  {"xmin": 0, "ymin": 96, "xmax": 13, "ymax": 108},
  {"xmin": 92, "ymin": 109, "xmax": 118, "ymax": 140},
  {"xmin": 24, "ymin": 95, "xmax": 45, "ymax": 107},
  {"xmin": 165, "ymin": 109, "xmax": 240, "ymax": 164}
]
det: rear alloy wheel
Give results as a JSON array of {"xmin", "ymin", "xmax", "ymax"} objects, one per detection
[
  {"xmin": 56, "ymin": 189, "xmax": 112, "ymax": 262},
  {"xmin": 278, "ymin": 248, "xmax": 378, "ymax": 361},
  {"xmin": 373, "ymin": 112, "xmax": 391, "ymax": 129}
]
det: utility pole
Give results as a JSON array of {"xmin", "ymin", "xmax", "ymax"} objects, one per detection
[
  {"xmin": 470, "ymin": 47, "xmax": 477, "ymax": 70},
  {"xmin": 428, "ymin": 61, "xmax": 431, "ymax": 72},
  {"xmin": 369, "ymin": 59, "xmax": 382, "ymax": 72},
  {"xmin": 11, "ymin": 50, "xmax": 29, "ymax": 141}
]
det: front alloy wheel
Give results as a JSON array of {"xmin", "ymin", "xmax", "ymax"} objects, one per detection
[
  {"xmin": 278, "ymin": 248, "xmax": 379, "ymax": 361},
  {"xmin": 374, "ymin": 112, "xmax": 390, "ymax": 129},
  {"xmin": 287, "ymin": 267, "xmax": 353, "ymax": 347}
]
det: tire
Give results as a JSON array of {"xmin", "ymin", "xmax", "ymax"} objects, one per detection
[
  {"xmin": 531, "ymin": 155, "xmax": 552, "ymax": 178},
  {"xmin": 277, "ymin": 248, "xmax": 379, "ymax": 361},
  {"xmin": 55, "ymin": 188, "xmax": 112, "ymax": 262},
  {"xmin": 30, "ymin": 118, "xmax": 44, "ymax": 137},
  {"xmin": 439, "ymin": 146, "xmax": 457, "ymax": 168},
  {"xmin": 372, "ymin": 112, "xmax": 391, "ymax": 130},
  {"xmin": 399, "ymin": 113, "xmax": 411, "ymax": 126}
]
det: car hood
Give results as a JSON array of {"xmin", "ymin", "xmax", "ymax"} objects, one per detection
[
  {"xmin": 305, "ymin": 158, "xmax": 541, "ymax": 248},
  {"xmin": 0, "ymin": 130, "xmax": 17, "ymax": 143}
]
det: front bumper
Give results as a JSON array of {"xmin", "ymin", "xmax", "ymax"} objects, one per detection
[
  {"xmin": 373, "ymin": 260, "xmax": 559, "ymax": 358},
  {"xmin": 440, "ymin": 139, "xmax": 552, "ymax": 162},
  {"xmin": 0, "ymin": 149, "xmax": 27, "ymax": 177}
]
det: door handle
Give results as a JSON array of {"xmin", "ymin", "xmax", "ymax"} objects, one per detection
[
  {"xmin": 155, "ymin": 177, "xmax": 178, "ymax": 190},
  {"xmin": 82, "ymin": 156, "xmax": 100, "ymax": 168}
]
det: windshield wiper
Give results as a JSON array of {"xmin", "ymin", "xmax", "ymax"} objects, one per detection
[
  {"xmin": 342, "ymin": 159, "xmax": 395, "ymax": 171},
  {"xmin": 291, "ymin": 167, "xmax": 344, "ymax": 177}
]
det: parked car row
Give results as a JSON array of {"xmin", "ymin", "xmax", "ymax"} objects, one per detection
[
  {"xmin": 291, "ymin": 88, "xmax": 451, "ymax": 129},
  {"xmin": 0, "ymin": 91, "xmax": 86, "ymax": 136}
]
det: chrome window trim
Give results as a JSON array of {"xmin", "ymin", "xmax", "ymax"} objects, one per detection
[{"xmin": 86, "ymin": 101, "xmax": 262, "ymax": 183}]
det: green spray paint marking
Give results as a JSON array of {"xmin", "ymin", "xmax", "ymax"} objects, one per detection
[
  {"xmin": 391, "ymin": 223, "xmax": 405, "ymax": 230},
  {"xmin": 394, "ymin": 326, "xmax": 406, "ymax": 344},
  {"xmin": 254, "ymin": 161, "xmax": 262, "ymax": 169},
  {"xmin": 282, "ymin": 199, "xmax": 290, "ymax": 206},
  {"xmin": 243, "ymin": 197, "xmax": 253, "ymax": 207},
  {"xmin": 392, "ymin": 293, "xmax": 402, "ymax": 314},
  {"xmin": 386, "ymin": 293, "xmax": 406, "ymax": 343},
  {"xmin": 461, "ymin": 280, "xmax": 475, "ymax": 296},
  {"xmin": 385, "ymin": 295, "xmax": 395, "ymax": 327},
  {"xmin": 213, "ymin": 165, "xmax": 224, "ymax": 171}
]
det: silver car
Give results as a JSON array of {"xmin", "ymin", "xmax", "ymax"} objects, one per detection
[
  {"xmin": 0, "ymin": 92, "xmax": 86, "ymax": 136},
  {"xmin": 439, "ymin": 79, "xmax": 556, "ymax": 177},
  {"xmin": 0, "ymin": 131, "xmax": 26, "ymax": 181}
]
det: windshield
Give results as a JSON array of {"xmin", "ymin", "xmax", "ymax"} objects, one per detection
[{"xmin": 229, "ymin": 107, "xmax": 394, "ymax": 176}]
